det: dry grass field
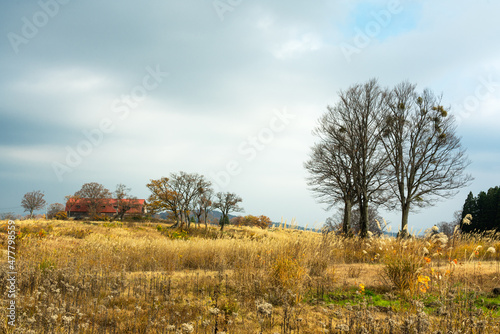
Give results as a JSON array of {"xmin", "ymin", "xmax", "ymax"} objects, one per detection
[{"xmin": 1, "ymin": 219, "xmax": 500, "ymax": 333}]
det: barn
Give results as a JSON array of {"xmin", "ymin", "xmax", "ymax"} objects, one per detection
[{"xmin": 65, "ymin": 198, "xmax": 147, "ymax": 218}]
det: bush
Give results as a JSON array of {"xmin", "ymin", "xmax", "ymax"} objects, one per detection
[
  {"xmin": 158, "ymin": 227, "xmax": 189, "ymax": 240},
  {"xmin": 383, "ymin": 243, "xmax": 424, "ymax": 297},
  {"xmin": 61, "ymin": 228, "xmax": 92, "ymax": 239},
  {"xmin": 270, "ymin": 255, "xmax": 305, "ymax": 292},
  {"xmin": 231, "ymin": 215, "xmax": 273, "ymax": 229},
  {"xmin": 90, "ymin": 214, "xmax": 110, "ymax": 221},
  {"xmin": 53, "ymin": 211, "xmax": 68, "ymax": 220}
]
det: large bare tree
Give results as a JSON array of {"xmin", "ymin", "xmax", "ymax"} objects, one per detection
[
  {"xmin": 305, "ymin": 140, "xmax": 357, "ymax": 235},
  {"xmin": 306, "ymin": 79, "xmax": 389, "ymax": 238},
  {"xmin": 21, "ymin": 190, "xmax": 46, "ymax": 218},
  {"xmin": 381, "ymin": 82, "xmax": 473, "ymax": 236},
  {"xmin": 74, "ymin": 182, "xmax": 112, "ymax": 217}
]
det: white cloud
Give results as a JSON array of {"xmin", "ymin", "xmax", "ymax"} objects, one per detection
[
  {"xmin": 11, "ymin": 67, "xmax": 111, "ymax": 96},
  {"xmin": 272, "ymin": 33, "xmax": 323, "ymax": 59},
  {"xmin": 0, "ymin": 145, "xmax": 62, "ymax": 165}
]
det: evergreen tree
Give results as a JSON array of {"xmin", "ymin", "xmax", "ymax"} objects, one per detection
[{"xmin": 461, "ymin": 186, "xmax": 500, "ymax": 232}]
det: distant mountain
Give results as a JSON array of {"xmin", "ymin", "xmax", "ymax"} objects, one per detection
[
  {"xmin": 270, "ymin": 222, "xmax": 321, "ymax": 232},
  {"xmin": 208, "ymin": 211, "xmax": 237, "ymax": 221},
  {"xmin": 153, "ymin": 211, "xmax": 323, "ymax": 231}
]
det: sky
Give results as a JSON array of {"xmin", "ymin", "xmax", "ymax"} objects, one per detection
[{"xmin": 1, "ymin": 0, "xmax": 499, "ymax": 233}]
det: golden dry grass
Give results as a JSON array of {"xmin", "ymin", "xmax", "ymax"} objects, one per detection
[{"xmin": 1, "ymin": 219, "xmax": 500, "ymax": 333}]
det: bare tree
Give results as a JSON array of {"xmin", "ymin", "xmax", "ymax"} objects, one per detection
[
  {"xmin": 201, "ymin": 189, "xmax": 214, "ymax": 229},
  {"xmin": 194, "ymin": 186, "xmax": 214, "ymax": 229},
  {"xmin": 305, "ymin": 127, "xmax": 357, "ymax": 235},
  {"xmin": 74, "ymin": 182, "xmax": 112, "ymax": 217},
  {"xmin": 323, "ymin": 205, "xmax": 386, "ymax": 236},
  {"xmin": 437, "ymin": 210, "xmax": 462, "ymax": 236},
  {"xmin": 114, "ymin": 184, "xmax": 140, "ymax": 220},
  {"xmin": 21, "ymin": 190, "xmax": 46, "ymax": 218},
  {"xmin": 0, "ymin": 212, "xmax": 17, "ymax": 220},
  {"xmin": 341, "ymin": 205, "xmax": 386, "ymax": 236},
  {"xmin": 64, "ymin": 194, "xmax": 81, "ymax": 219},
  {"xmin": 321, "ymin": 217, "xmax": 337, "ymax": 235},
  {"xmin": 47, "ymin": 203, "xmax": 65, "ymax": 219},
  {"xmin": 214, "ymin": 192, "xmax": 244, "ymax": 231},
  {"xmin": 380, "ymin": 82, "xmax": 473, "ymax": 237},
  {"xmin": 307, "ymin": 79, "xmax": 389, "ymax": 238}
]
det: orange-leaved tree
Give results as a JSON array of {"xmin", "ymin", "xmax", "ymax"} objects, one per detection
[
  {"xmin": 232, "ymin": 215, "xmax": 272, "ymax": 229},
  {"xmin": 146, "ymin": 177, "xmax": 181, "ymax": 226}
]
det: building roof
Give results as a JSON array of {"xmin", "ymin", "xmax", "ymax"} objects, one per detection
[{"xmin": 65, "ymin": 198, "xmax": 146, "ymax": 214}]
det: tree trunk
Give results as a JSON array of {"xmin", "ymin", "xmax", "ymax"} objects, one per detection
[
  {"xmin": 342, "ymin": 199, "xmax": 352, "ymax": 236},
  {"xmin": 171, "ymin": 210, "xmax": 181, "ymax": 228},
  {"xmin": 399, "ymin": 202, "xmax": 410, "ymax": 238},
  {"xmin": 220, "ymin": 213, "xmax": 228, "ymax": 231},
  {"xmin": 359, "ymin": 200, "xmax": 369, "ymax": 238}
]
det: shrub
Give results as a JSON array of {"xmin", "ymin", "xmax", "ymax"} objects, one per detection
[
  {"xmin": 62, "ymin": 228, "xmax": 92, "ymax": 239},
  {"xmin": 308, "ymin": 256, "xmax": 329, "ymax": 277},
  {"xmin": 53, "ymin": 211, "xmax": 68, "ymax": 220},
  {"xmin": 383, "ymin": 243, "xmax": 424, "ymax": 297},
  {"xmin": 270, "ymin": 255, "xmax": 305, "ymax": 293},
  {"xmin": 231, "ymin": 215, "xmax": 273, "ymax": 229},
  {"xmin": 91, "ymin": 214, "xmax": 110, "ymax": 221},
  {"xmin": 157, "ymin": 226, "xmax": 190, "ymax": 240}
]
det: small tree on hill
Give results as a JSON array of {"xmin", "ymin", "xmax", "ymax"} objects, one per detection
[
  {"xmin": 214, "ymin": 192, "xmax": 243, "ymax": 231},
  {"xmin": 21, "ymin": 190, "xmax": 46, "ymax": 218}
]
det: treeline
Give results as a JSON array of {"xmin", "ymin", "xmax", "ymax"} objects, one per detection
[
  {"xmin": 146, "ymin": 172, "xmax": 243, "ymax": 231},
  {"xmin": 305, "ymin": 79, "xmax": 472, "ymax": 238},
  {"xmin": 14, "ymin": 173, "xmax": 252, "ymax": 231},
  {"xmin": 461, "ymin": 186, "xmax": 500, "ymax": 233}
]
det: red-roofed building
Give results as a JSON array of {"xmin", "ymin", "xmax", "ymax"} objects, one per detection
[{"xmin": 65, "ymin": 198, "xmax": 147, "ymax": 218}]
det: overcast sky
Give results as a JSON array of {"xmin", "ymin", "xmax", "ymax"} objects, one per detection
[{"xmin": 1, "ymin": 0, "xmax": 499, "ymax": 232}]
